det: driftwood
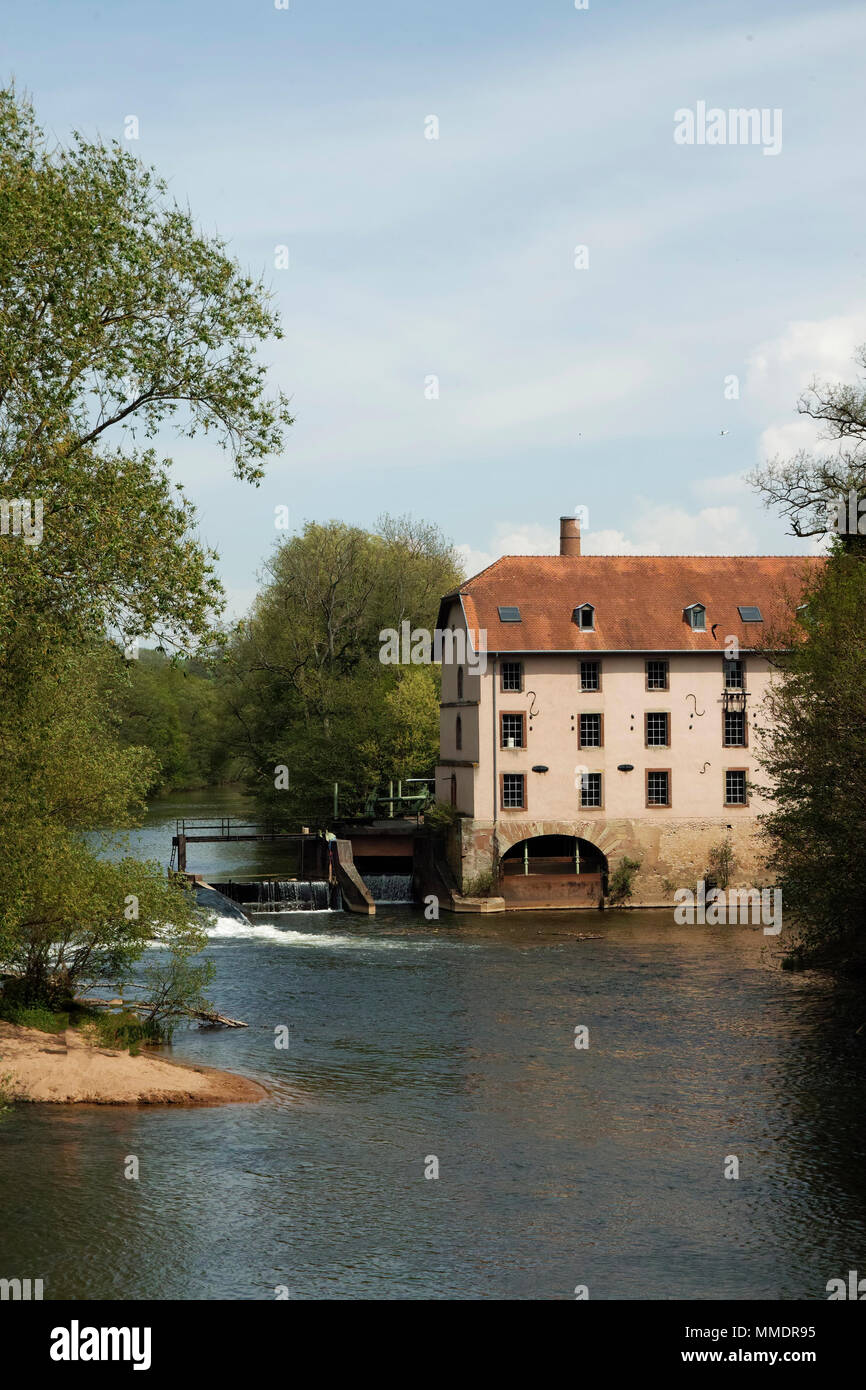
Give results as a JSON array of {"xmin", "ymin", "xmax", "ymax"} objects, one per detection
[{"xmin": 74, "ymin": 996, "xmax": 248, "ymax": 1028}]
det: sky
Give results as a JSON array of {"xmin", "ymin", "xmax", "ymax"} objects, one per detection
[{"xmin": 6, "ymin": 0, "xmax": 866, "ymax": 616}]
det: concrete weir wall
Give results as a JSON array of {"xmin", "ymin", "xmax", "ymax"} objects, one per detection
[{"xmin": 456, "ymin": 816, "xmax": 770, "ymax": 908}]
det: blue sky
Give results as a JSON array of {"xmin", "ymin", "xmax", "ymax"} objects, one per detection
[{"xmin": 8, "ymin": 0, "xmax": 866, "ymax": 614}]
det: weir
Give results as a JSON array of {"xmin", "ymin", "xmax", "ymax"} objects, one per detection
[
  {"xmin": 171, "ymin": 815, "xmax": 463, "ymax": 916},
  {"xmin": 209, "ymin": 877, "xmax": 337, "ymax": 912}
]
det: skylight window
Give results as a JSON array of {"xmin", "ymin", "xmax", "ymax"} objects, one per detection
[
  {"xmin": 737, "ymin": 606, "xmax": 763, "ymax": 623},
  {"xmin": 573, "ymin": 603, "xmax": 595, "ymax": 631},
  {"xmin": 497, "ymin": 605, "xmax": 521, "ymax": 622}
]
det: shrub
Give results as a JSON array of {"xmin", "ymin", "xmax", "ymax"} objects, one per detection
[
  {"xmin": 608, "ymin": 856, "xmax": 642, "ymax": 905},
  {"xmin": 706, "ymin": 838, "xmax": 735, "ymax": 891},
  {"xmin": 423, "ymin": 800, "xmax": 465, "ymax": 833},
  {"xmin": 461, "ymin": 870, "xmax": 497, "ymax": 898}
]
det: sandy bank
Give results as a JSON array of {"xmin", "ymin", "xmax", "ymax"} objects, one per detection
[{"xmin": 0, "ymin": 1020, "xmax": 267, "ymax": 1106}]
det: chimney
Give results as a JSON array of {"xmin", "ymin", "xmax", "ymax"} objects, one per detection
[{"xmin": 559, "ymin": 515, "xmax": 581, "ymax": 557}]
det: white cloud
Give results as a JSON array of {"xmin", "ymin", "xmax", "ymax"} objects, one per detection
[
  {"xmin": 584, "ymin": 503, "xmax": 760, "ymax": 555},
  {"xmin": 456, "ymin": 521, "xmax": 559, "ymax": 577},
  {"xmin": 458, "ymin": 495, "xmax": 768, "ymax": 570},
  {"xmin": 746, "ymin": 310, "xmax": 866, "ymax": 461}
]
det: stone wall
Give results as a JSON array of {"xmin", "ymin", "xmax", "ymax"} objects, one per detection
[{"xmin": 455, "ymin": 816, "xmax": 771, "ymax": 907}]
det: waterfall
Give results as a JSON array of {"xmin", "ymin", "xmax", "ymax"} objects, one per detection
[
  {"xmin": 362, "ymin": 873, "xmax": 414, "ymax": 904},
  {"xmin": 207, "ymin": 878, "xmax": 338, "ymax": 912},
  {"xmin": 247, "ymin": 880, "xmax": 335, "ymax": 912}
]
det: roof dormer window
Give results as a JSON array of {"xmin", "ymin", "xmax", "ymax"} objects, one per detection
[
  {"xmin": 684, "ymin": 603, "xmax": 706, "ymax": 631},
  {"xmin": 573, "ymin": 603, "xmax": 595, "ymax": 631}
]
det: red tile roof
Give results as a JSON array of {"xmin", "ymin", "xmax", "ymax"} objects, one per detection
[{"xmin": 441, "ymin": 554, "xmax": 821, "ymax": 653}]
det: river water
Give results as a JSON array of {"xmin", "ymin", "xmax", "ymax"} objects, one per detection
[{"xmin": 1, "ymin": 791, "xmax": 864, "ymax": 1300}]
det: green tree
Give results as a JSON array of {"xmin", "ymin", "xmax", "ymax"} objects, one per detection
[
  {"xmin": 0, "ymin": 84, "xmax": 292, "ymax": 662},
  {"xmin": 750, "ymin": 346, "xmax": 866, "ymax": 968},
  {"xmin": 221, "ymin": 516, "xmax": 462, "ymax": 823},
  {"xmin": 0, "ymin": 86, "xmax": 291, "ymax": 1008},
  {"xmin": 753, "ymin": 556, "xmax": 866, "ymax": 968},
  {"xmin": 0, "ymin": 644, "xmax": 208, "ymax": 1006},
  {"xmin": 116, "ymin": 648, "xmax": 236, "ymax": 791}
]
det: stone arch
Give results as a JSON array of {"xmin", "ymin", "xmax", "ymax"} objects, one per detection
[
  {"xmin": 495, "ymin": 818, "xmax": 634, "ymax": 861},
  {"xmin": 501, "ymin": 833, "xmax": 608, "ymax": 876}
]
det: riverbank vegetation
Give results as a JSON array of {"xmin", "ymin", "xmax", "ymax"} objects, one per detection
[
  {"xmin": 116, "ymin": 647, "xmax": 238, "ymax": 792},
  {"xmin": 108, "ymin": 515, "xmax": 463, "ymax": 811},
  {"xmin": 0, "ymin": 85, "xmax": 292, "ymax": 1019},
  {"xmin": 751, "ymin": 346, "xmax": 866, "ymax": 973}
]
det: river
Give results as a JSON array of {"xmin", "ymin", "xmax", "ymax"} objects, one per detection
[{"xmin": 1, "ymin": 790, "xmax": 864, "ymax": 1300}]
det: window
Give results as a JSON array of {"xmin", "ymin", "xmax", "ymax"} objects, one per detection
[
  {"xmin": 574, "ymin": 603, "xmax": 595, "ymax": 630},
  {"xmin": 455, "ymin": 715, "xmax": 462, "ymax": 751},
  {"xmin": 646, "ymin": 770, "xmax": 670, "ymax": 806},
  {"xmin": 498, "ymin": 606, "xmax": 521, "ymax": 622},
  {"xmin": 723, "ymin": 658, "xmax": 744, "ymax": 689},
  {"xmin": 646, "ymin": 659, "xmax": 668, "ymax": 690},
  {"xmin": 725, "ymin": 770, "xmax": 748, "ymax": 805},
  {"xmin": 724, "ymin": 710, "xmax": 746, "ymax": 746},
  {"xmin": 684, "ymin": 603, "xmax": 706, "ymax": 631},
  {"xmin": 456, "ymin": 666, "xmax": 463, "ymax": 700},
  {"xmin": 580, "ymin": 660, "xmax": 600, "ymax": 691},
  {"xmin": 579, "ymin": 713, "xmax": 602, "ymax": 748},
  {"xmin": 737, "ymin": 606, "xmax": 763, "ymax": 623},
  {"xmin": 500, "ymin": 712, "xmax": 525, "ymax": 748},
  {"xmin": 501, "ymin": 773, "xmax": 525, "ymax": 809},
  {"xmin": 580, "ymin": 772, "xmax": 602, "ymax": 808},
  {"xmin": 645, "ymin": 711, "xmax": 669, "ymax": 746},
  {"xmin": 501, "ymin": 661, "xmax": 523, "ymax": 692}
]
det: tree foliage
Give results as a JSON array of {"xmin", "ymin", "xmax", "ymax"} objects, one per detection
[
  {"xmin": 0, "ymin": 83, "xmax": 292, "ymax": 660},
  {"xmin": 116, "ymin": 648, "xmax": 236, "ymax": 791},
  {"xmin": 220, "ymin": 515, "xmax": 463, "ymax": 823},
  {"xmin": 0, "ymin": 645, "xmax": 209, "ymax": 1005},
  {"xmin": 751, "ymin": 346, "xmax": 866, "ymax": 969},
  {"xmin": 0, "ymin": 86, "xmax": 290, "ymax": 1008},
  {"xmin": 754, "ymin": 557, "xmax": 866, "ymax": 968}
]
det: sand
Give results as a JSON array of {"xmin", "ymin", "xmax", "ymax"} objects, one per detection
[{"xmin": 0, "ymin": 1020, "xmax": 267, "ymax": 1106}]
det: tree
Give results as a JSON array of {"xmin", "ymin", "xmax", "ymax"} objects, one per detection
[
  {"xmin": 0, "ymin": 84, "xmax": 292, "ymax": 661},
  {"xmin": 750, "ymin": 346, "xmax": 866, "ymax": 969},
  {"xmin": 220, "ymin": 516, "xmax": 463, "ymax": 823},
  {"xmin": 0, "ymin": 644, "xmax": 209, "ymax": 1006},
  {"xmin": 0, "ymin": 87, "xmax": 291, "ymax": 1009},
  {"xmin": 115, "ymin": 648, "xmax": 236, "ymax": 791},
  {"xmin": 753, "ymin": 556, "xmax": 866, "ymax": 968},
  {"xmin": 749, "ymin": 344, "xmax": 866, "ymax": 552}
]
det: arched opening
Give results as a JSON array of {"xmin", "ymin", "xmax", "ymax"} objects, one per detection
[
  {"xmin": 499, "ymin": 835, "xmax": 608, "ymax": 907},
  {"xmin": 455, "ymin": 714, "xmax": 462, "ymax": 750},
  {"xmin": 456, "ymin": 665, "xmax": 464, "ymax": 699}
]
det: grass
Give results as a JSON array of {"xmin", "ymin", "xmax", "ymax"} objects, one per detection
[
  {"xmin": 0, "ymin": 997, "xmax": 168, "ymax": 1050},
  {"xmin": 0, "ymin": 1002, "xmax": 71, "ymax": 1033}
]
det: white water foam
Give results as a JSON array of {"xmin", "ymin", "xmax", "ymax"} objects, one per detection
[
  {"xmin": 201, "ymin": 915, "xmax": 473, "ymax": 951},
  {"xmin": 204, "ymin": 916, "xmax": 415, "ymax": 949}
]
